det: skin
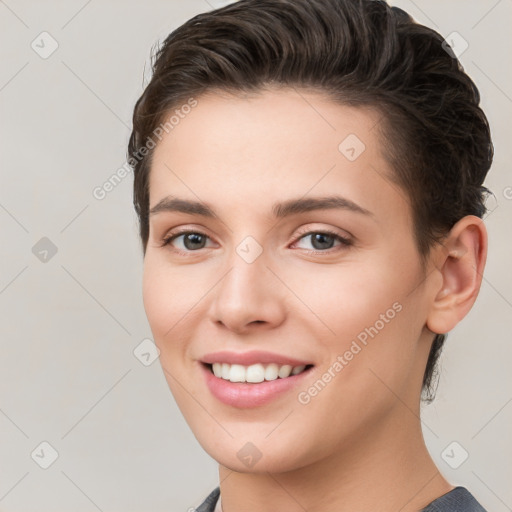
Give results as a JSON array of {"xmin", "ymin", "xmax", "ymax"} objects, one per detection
[{"xmin": 142, "ymin": 87, "xmax": 487, "ymax": 512}]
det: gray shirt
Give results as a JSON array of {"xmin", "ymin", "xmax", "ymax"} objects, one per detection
[{"xmin": 195, "ymin": 486, "xmax": 487, "ymax": 511}]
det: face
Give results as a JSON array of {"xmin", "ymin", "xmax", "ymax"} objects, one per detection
[{"xmin": 143, "ymin": 88, "xmax": 436, "ymax": 473}]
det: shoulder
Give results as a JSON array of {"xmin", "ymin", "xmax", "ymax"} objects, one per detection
[
  {"xmin": 194, "ymin": 486, "xmax": 487, "ymax": 512},
  {"xmin": 195, "ymin": 487, "xmax": 220, "ymax": 512},
  {"xmin": 422, "ymin": 487, "xmax": 488, "ymax": 512}
]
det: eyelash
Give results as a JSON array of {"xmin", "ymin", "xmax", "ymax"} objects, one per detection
[{"xmin": 160, "ymin": 227, "xmax": 353, "ymax": 256}]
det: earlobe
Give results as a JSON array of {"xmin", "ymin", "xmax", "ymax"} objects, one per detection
[{"xmin": 426, "ymin": 216, "xmax": 487, "ymax": 335}]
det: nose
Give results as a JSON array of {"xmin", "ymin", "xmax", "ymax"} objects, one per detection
[{"xmin": 208, "ymin": 250, "xmax": 287, "ymax": 334}]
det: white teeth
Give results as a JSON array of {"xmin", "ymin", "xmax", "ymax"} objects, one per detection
[
  {"xmin": 212, "ymin": 363, "xmax": 222, "ymax": 377},
  {"xmin": 208, "ymin": 362, "xmax": 309, "ymax": 383},
  {"xmin": 229, "ymin": 364, "xmax": 245, "ymax": 382},
  {"xmin": 246, "ymin": 364, "xmax": 265, "ymax": 383},
  {"xmin": 291, "ymin": 365, "xmax": 306, "ymax": 375},
  {"xmin": 264, "ymin": 363, "xmax": 279, "ymax": 381},
  {"xmin": 278, "ymin": 365, "xmax": 293, "ymax": 378}
]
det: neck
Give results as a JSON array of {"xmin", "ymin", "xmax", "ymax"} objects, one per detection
[{"xmin": 218, "ymin": 407, "xmax": 453, "ymax": 512}]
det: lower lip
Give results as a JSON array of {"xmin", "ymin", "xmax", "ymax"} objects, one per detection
[{"xmin": 200, "ymin": 363, "xmax": 313, "ymax": 408}]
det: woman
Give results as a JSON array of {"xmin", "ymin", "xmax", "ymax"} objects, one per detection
[{"xmin": 127, "ymin": 1, "xmax": 492, "ymax": 510}]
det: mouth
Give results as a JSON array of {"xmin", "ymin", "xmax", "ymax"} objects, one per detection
[
  {"xmin": 202, "ymin": 362, "xmax": 314, "ymax": 383},
  {"xmin": 199, "ymin": 358, "xmax": 315, "ymax": 408}
]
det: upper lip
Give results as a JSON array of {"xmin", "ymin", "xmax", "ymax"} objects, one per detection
[{"xmin": 201, "ymin": 350, "xmax": 313, "ymax": 367}]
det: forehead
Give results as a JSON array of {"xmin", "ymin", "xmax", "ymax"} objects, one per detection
[{"xmin": 148, "ymin": 87, "xmax": 409, "ymax": 223}]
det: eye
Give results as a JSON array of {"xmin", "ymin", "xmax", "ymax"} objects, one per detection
[
  {"xmin": 292, "ymin": 230, "xmax": 352, "ymax": 252},
  {"xmin": 161, "ymin": 230, "xmax": 214, "ymax": 252},
  {"xmin": 160, "ymin": 228, "xmax": 353, "ymax": 255}
]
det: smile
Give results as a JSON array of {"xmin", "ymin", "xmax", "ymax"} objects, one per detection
[
  {"xmin": 199, "ymin": 350, "xmax": 315, "ymax": 408},
  {"xmin": 208, "ymin": 362, "xmax": 311, "ymax": 383}
]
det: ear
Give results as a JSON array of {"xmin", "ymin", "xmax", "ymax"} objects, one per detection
[{"xmin": 426, "ymin": 215, "xmax": 488, "ymax": 335}]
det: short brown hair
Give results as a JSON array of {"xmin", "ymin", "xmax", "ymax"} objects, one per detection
[{"xmin": 128, "ymin": 0, "xmax": 493, "ymax": 400}]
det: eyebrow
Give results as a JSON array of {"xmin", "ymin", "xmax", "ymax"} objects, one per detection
[{"xmin": 149, "ymin": 195, "xmax": 373, "ymax": 219}]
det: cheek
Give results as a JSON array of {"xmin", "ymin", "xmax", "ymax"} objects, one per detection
[
  {"xmin": 142, "ymin": 262, "xmax": 170, "ymax": 342},
  {"xmin": 286, "ymin": 255, "xmax": 423, "ymax": 394},
  {"xmin": 142, "ymin": 257, "xmax": 203, "ymax": 403},
  {"xmin": 282, "ymin": 256, "xmax": 406, "ymax": 340},
  {"xmin": 143, "ymin": 254, "xmax": 197, "ymax": 335},
  {"xmin": 142, "ymin": 255, "xmax": 192, "ymax": 353},
  {"xmin": 142, "ymin": 254, "xmax": 221, "ymax": 379}
]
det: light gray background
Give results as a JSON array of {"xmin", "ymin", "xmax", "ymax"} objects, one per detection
[{"xmin": 0, "ymin": 1, "xmax": 510, "ymax": 511}]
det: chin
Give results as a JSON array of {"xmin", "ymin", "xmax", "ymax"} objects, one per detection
[{"xmin": 194, "ymin": 429, "xmax": 321, "ymax": 474}]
